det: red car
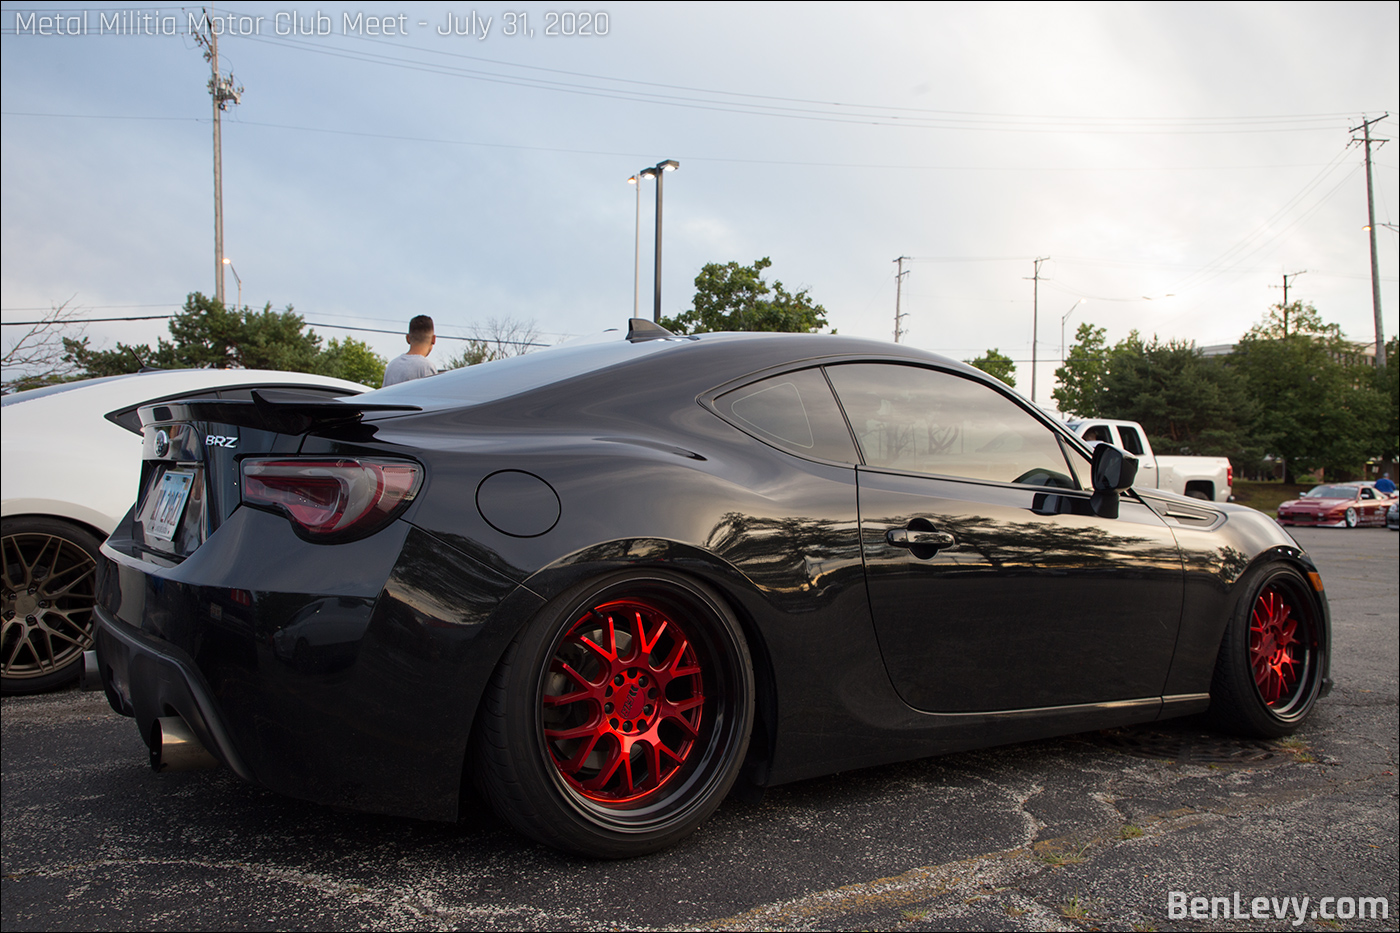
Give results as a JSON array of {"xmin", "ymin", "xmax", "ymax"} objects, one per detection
[{"xmin": 1277, "ymin": 483, "xmax": 1396, "ymax": 528}]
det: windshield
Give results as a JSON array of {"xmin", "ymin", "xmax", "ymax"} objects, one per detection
[{"xmin": 1303, "ymin": 485, "xmax": 1356, "ymax": 499}]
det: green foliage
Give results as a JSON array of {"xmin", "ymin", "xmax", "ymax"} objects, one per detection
[
  {"xmin": 661, "ymin": 257, "xmax": 828, "ymax": 335},
  {"xmin": 1052, "ymin": 323, "xmax": 1109, "ymax": 417},
  {"xmin": 1246, "ymin": 300, "xmax": 1341, "ymax": 341},
  {"xmin": 1053, "ymin": 324, "xmax": 1255, "ymax": 461},
  {"xmin": 965, "ymin": 348, "xmax": 1017, "ymax": 387},
  {"xmin": 1101, "ymin": 333, "xmax": 1256, "ymax": 460},
  {"xmin": 1371, "ymin": 337, "xmax": 1398, "ymax": 466},
  {"xmin": 63, "ymin": 292, "xmax": 325, "ymax": 376},
  {"xmin": 315, "ymin": 337, "xmax": 386, "ymax": 387},
  {"xmin": 1230, "ymin": 325, "xmax": 1380, "ymax": 482},
  {"xmin": 1053, "ymin": 303, "xmax": 1392, "ymax": 483}
]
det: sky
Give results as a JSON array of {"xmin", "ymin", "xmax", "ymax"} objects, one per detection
[{"xmin": 2, "ymin": 1, "xmax": 1397, "ymax": 401}]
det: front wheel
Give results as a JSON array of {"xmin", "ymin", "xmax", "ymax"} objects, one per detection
[
  {"xmin": 473, "ymin": 570, "xmax": 755, "ymax": 857},
  {"xmin": 1344, "ymin": 508, "xmax": 1358, "ymax": 528},
  {"xmin": 1206, "ymin": 564, "xmax": 1324, "ymax": 738}
]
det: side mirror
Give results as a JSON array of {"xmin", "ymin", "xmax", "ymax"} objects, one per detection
[{"xmin": 1089, "ymin": 443, "xmax": 1139, "ymax": 519}]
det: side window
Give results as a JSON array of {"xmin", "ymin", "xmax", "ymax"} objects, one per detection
[
  {"xmin": 1117, "ymin": 424, "xmax": 1146, "ymax": 456},
  {"xmin": 1081, "ymin": 424, "xmax": 1113, "ymax": 444},
  {"xmin": 825, "ymin": 363, "xmax": 1079, "ymax": 488},
  {"xmin": 714, "ymin": 368, "xmax": 859, "ymax": 463}
]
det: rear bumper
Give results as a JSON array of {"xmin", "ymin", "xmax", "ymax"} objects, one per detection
[
  {"xmin": 96, "ymin": 507, "xmax": 542, "ymax": 822},
  {"xmin": 94, "ymin": 604, "xmax": 255, "ymax": 782}
]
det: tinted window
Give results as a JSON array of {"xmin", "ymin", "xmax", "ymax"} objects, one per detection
[
  {"xmin": 825, "ymin": 363, "xmax": 1077, "ymax": 487},
  {"xmin": 715, "ymin": 368, "xmax": 858, "ymax": 463},
  {"xmin": 1117, "ymin": 424, "xmax": 1146, "ymax": 455}
]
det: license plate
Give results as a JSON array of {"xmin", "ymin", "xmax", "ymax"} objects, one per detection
[{"xmin": 146, "ymin": 469, "xmax": 194, "ymax": 542}]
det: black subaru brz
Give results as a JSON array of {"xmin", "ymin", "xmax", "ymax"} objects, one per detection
[{"xmin": 94, "ymin": 322, "xmax": 1331, "ymax": 857}]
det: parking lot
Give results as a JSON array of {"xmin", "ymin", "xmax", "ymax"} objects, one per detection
[{"xmin": 2, "ymin": 526, "xmax": 1396, "ymax": 931}]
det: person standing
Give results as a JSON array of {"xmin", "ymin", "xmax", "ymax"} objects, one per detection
[
  {"xmin": 381, "ymin": 315, "xmax": 437, "ymax": 387},
  {"xmin": 1375, "ymin": 472, "xmax": 1396, "ymax": 495}
]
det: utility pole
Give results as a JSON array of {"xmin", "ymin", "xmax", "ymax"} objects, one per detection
[
  {"xmin": 1025, "ymin": 257, "xmax": 1048, "ymax": 403},
  {"xmin": 893, "ymin": 256, "xmax": 910, "ymax": 342},
  {"xmin": 1350, "ymin": 114, "xmax": 1389, "ymax": 368},
  {"xmin": 194, "ymin": 9, "xmax": 242, "ymax": 308},
  {"xmin": 1270, "ymin": 270, "xmax": 1306, "ymax": 337}
]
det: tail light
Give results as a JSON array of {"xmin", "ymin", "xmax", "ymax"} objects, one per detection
[
  {"xmin": 241, "ymin": 458, "xmax": 421, "ymax": 539},
  {"xmin": 1227, "ymin": 464, "xmax": 1234, "ymax": 488}
]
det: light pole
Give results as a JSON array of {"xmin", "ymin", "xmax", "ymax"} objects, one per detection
[
  {"xmin": 1060, "ymin": 299, "xmax": 1084, "ymax": 365},
  {"xmin": 627, "ymin": 174, "xmax": 641, "ymax": 318},
  {"xmin": 222, "ymin": 257, "xmax": 242, "ymax": 310},
  {"xmin": 639, "ymin": 159, "xmax": 679, "ymax": 322}
]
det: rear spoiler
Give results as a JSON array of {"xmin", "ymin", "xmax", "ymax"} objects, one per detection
[{"xmin": 139, "ymin": 389, "xmax": 422, "ymax": 435}]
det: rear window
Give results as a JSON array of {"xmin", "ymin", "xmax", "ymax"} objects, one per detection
[{"xmin": 367, "ymin": 336, "xmax": 675, "ymax": 407}]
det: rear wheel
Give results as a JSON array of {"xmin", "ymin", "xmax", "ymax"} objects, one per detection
[
  {"xmin": 1206, "ymin": 564, "xmax": 1324, "ymax": 738},
  {"xmin": 2, "ymin": 518, "xmax": 101, "ymax": 695},
  {"xmin": 473, "ymin": 570, "xmax": 754, "ymax": 857}
]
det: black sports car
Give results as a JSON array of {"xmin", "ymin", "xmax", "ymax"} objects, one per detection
[{"xmin": 93, "ymin": 322, "xmax": 1331, "ymax": 857}]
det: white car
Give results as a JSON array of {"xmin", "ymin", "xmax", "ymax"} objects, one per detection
[{"xmin": 2, "ymin": 369, "xmax": 369, "ymax": 694}]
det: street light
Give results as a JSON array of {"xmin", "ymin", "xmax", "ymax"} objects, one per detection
[
  {"xmin": 638, "ymin": 159, "xmax": 679, "ymax": 322},
  {"xmin": 222, "ymin": 257, "xmax": 242, "ymax": 310},
  {"xmin": 627, "ymin": 174, "xmax": 642, "ymax": 318},
  {"xmin": 1060, "ymin": 299, "xmax": 1084, "ymax": 366}
]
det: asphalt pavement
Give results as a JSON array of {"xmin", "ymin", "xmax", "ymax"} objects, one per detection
[{"xmin": 2, "ymin": 526, "xmax": 1396, "ymax": 932}]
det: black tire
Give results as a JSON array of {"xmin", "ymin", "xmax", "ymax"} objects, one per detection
[
  {"xmin": 1206, "ymin": 564, "xmax": 1324, "ymax": 738},
  {"xmin": 473, "ymin": 570, "xmax": 754, "ymax": 857},
  {"xmin": 1186, "ymin": 489, "xmax": 1210, "ymax": 501},
  {"xmin": 1344, "ymin": 507, "xmax": 1358, "ymax": 528},
  {"xmin": 2, "ymin": 517, "xmax": 102, "ymax": 695}
]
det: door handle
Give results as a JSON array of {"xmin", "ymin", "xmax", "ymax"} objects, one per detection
[{"xmin": 886, "ymin": 527, "xmax": 956, "ymax": 551}]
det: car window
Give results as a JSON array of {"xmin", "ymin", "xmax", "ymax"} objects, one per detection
[
  {"xmin": 714, "ymin": 368, "xmax": 858, "ymax": 463},
  {"xmin": 1117, "ymin": 424, "xmax": 1146, "ymax": 456},
  {"xmin": 1080, "ymin": 424, "xmax": 1112, "ymax": 444},
  {"xmin": 825, "ymin": 363, "xmax": 1078, "ymax": 488}
]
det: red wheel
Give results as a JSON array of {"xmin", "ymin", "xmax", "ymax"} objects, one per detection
[
  {"xmin": 1249, "ymin": 584, "xmax": 1307, "ymax": 708},
  {"xmin": 1208, "ymin": 565, "xmax": 1324, "ymax": 737},
  {"xmin": 474, "ymin": 571, "xmax": 754, "ymax": 857},
  {"xmin": 542, "ymin": 599, "xmax": 705, "ymax": 804}
]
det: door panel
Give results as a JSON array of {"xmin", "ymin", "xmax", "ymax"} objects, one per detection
[{"xmin": 858, "ymin": 473, "xmax": 1185, "ymax": 712}]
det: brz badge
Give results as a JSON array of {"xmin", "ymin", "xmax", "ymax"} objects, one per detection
[
  {"xmin": 206, "ymin": 434, "xmax": 237, "ymax": 449},
  {"xmin": 154, "ymin": 430, "xmax": 170, "ymax": 458}
]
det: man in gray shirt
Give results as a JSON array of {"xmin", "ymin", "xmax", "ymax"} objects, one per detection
[{"xmin": 382, "ymin": 315, "xmax": 437, "ymax": 387}]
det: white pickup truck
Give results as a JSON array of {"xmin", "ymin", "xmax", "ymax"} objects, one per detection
[{"xmin": 1065, "ymin": 418, "xmax": 1234, "ymax": 502}]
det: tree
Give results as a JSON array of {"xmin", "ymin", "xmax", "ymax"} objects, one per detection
[
  {"xmin": 1229, "ymin": 304, "xmax": 1384, "ymax": 482},
  {"xmin": 63, "ymin": 292, "xmax": 324, "ymax": 376},
  {"xmin": 1051, "ymin": 323, "xmax": 1109, "ymax": 417},
  {"xmin": 1246, "ymin": 300, "xmax": 1341, "ymax": 341},
  {"xmin": 1375, "ymin": 337, "xmax": 1399, "ymax": 470},
  {"xmin": 1099, "ymin": 333, "xmax": 1255, "ymax": 459},
  {"xmin": 442, "ymin": 317, "xmax": 542, "ymax": 370},
  {"xmin": 1051, "ymin": 323, "xmax": 1255, "ymax": 460},
  {"xmin": 316, "ymin": 337, "xmax": 386, "ymax": 387},
  {"xmin": 661, "ymin": 257, "xmax": 828, "ymax": 335},
  {"xmin": 965, "ymin": 348, "xmax": 1016, "ymax": 387},
  {"xmin": 2, "ymin": 300, "xmax": 86, "ymax": 393}
]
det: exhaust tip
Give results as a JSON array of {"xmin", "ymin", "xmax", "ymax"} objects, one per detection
[
  {"xmin": 149, "ymin": 716, "xmax": 220, "ymax": 772},
  {"xmin": 81, "ymin": 650, "xmax": 102, "ymax": 691}
]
